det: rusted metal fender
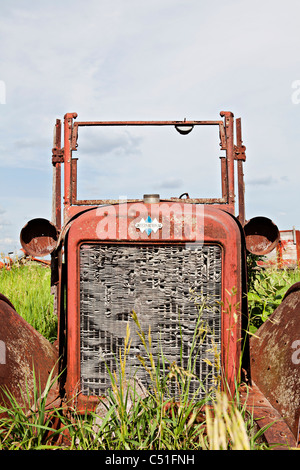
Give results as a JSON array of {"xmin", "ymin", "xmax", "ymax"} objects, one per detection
[
  {"xmin": 0, "ymin": 293, "xmax": 59, "ymax": 411},
  {"xmin": 249, "ymin": 283, "xmax": 300, "ymax": 445}
]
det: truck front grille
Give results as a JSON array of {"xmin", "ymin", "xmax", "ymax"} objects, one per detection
[{"xmin": 79, "ymin": 243, "xmax": 222, "ymax": 400}]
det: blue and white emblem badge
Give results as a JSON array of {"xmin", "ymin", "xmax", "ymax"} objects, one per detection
[{"xmin": 135, "ymin": 216, "xmax": 163, "ymax": 236}]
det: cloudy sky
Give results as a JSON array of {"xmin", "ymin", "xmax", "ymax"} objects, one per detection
[{"xmin": 0, "ymin": 0, "xmax": 300, "ymax": 254}]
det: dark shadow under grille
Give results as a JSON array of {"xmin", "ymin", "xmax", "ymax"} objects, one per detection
[{"xmin": 80, "ymin": 243, "xmax": 222, "ymax": 400}]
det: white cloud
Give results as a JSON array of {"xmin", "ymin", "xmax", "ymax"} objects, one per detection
[{"xmin": 0, "ymin": 0, "xmax": 300, "ymax": 252}]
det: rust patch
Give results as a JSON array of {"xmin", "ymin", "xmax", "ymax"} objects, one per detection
[
  {"xmin": 20, "ymin": 218, "xmax": 58, "ymax": 257},
  {"xmin": 239, "ymin": 382, "xmax": 297, "ymax": 449},
  {"xmin": 0, "ymin": 296, "xmax": 58, "ymax": 412},
  {"xmin": 250, "ymin": 285, "xmax": 300, "ymax": 441},
  {"xmin": 244, "ymin": 216, "xmax": 279, "ymax": 255}
]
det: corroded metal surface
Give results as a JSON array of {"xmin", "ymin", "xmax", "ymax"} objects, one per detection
[
  {"xmin": 258, "ymin": 229, "xmax": 300, "ymax": 269},
  {"xmin": 0, "ymin": 294, "xmax": 58, "ymax": 411},
  {"xmin": 244, "ymin": 216, "xmax": 280, "ymax": 255},
  {"xmin": 64, "ymin": 203, "xmax": 243, "ymax": 411},
  {"xmin": 20, "ymin": 217, "xmax": 58, "ymax": 257},
  {"xmin": 250, "ymin": 284, "xmax": 300, "ymax": 441},
  {"xmin": 239, "ymin": 382, "xmax": 297, "ymax": 449}
]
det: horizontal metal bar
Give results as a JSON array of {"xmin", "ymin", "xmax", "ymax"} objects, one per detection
[
  {"xmin": 74, "ymin": 120, "xmax": 223, "ymax": 127},
  {"xmin": 72, "ymin": 197, "xmax": 228, "ymax": 205}
]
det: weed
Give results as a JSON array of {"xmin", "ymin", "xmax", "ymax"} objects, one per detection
[
  {"xmin": 0, "ymin": 366, "xmax": 65, "ymax": 450},
  {"xmin": 247, "ymin": 266, "xmax": 300, "ymax": 333}
]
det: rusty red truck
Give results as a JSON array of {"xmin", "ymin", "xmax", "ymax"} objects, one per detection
[{"xmin": 0, "ymin": 111, "xmax": 299, "ymax": 448}]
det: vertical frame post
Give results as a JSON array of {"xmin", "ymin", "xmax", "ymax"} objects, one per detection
[
  {"xmin": 63, "ymin": 113, "xmax": 78, "ymax": 217},
  {"xmin": 235, "ymin": 118, "xmax": 246, "ymax": 226},
  {"xmin": 52, "ymin": 119, "xmax": 62, "ymax": 230},
  {"xmin": 221, "ymin": 111, "xmax": 235, "ymax": 213}
]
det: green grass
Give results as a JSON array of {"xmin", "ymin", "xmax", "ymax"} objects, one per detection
[
  {"xmin": 247, "ymin": 264, "xmax": 300, "ymax": 333},
  {"xmin": 0, "ymin": 261, "xmax": 56, "ymax": 342},
  {"xmin": 0, "ymin": 312, "xmax": 271, "ymax": 450},
  {"xmin": 0, "ymin": 259, "xmax": 299, "ymax": 450}
]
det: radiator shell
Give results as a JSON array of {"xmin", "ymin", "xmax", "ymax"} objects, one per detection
[{"xmin": 65, "ymin": 202, "xmax": 242, "ymax": 411}]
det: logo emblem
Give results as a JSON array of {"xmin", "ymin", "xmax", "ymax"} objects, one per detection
[{"xmin": 135, "ymin": 216, "xmax": 163, "ymax": 236}]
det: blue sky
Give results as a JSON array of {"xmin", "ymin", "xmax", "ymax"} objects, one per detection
[{"xmin": 1, "ymin": 0, "xmax": 300, "ymax": 254}]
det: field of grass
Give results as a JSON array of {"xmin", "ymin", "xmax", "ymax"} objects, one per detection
[
  {"xmin": 0, "ymin": 260, "xmax": 56, "ymax": 342},
  {"xmin": 0, "ymin": 259, "xmax": 299, "ymax": 450}
]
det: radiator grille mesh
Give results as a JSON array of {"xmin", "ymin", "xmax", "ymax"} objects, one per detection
[{"xmin": 80, "ymin": 243, "xmax": 222, "ymax": 400}]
